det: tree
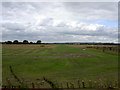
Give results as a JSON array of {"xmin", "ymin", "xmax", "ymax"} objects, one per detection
[
  {"xmin": 30, "ymin": 42, "xmax": 33, "ymax": 44},
  {"xmin": 36, "ymin": 40, "xmax": 41, "ymax": 44},
  {"xmin": 13, "ymin": 40, "xmax": 19, "ymax": 44},
  {"xmin": 23, "ymin": 40, "xmax": 29, "ymax": 44},
  {"xmin": 5, "ymin": 41, "xmax": 12, "ymax": 44}
]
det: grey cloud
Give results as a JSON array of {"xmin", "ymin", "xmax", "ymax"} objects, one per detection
[
  {"xmin": 1, "ymin": 2, "xmax": 118, "ymax": 43},
  {"xmin": 58, "ymin": 28, "xmax": 118, "ymax": 39},
  {"xmin": 2, "ymin": 22, "xmax": 26, "ymax": 31},
  {"xmin": 63, "ymin": 2, "xmax": 118, "ymax": 21},
  {"xmin": 38, "ymin": 18, "xmax": 53, "ymax": 26},
  {"xmin": 62, "ymin": 30, "xmax": 117, "ymax": 38}
]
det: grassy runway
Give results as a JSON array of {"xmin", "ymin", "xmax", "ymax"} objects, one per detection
[{"xmin": 2, "ymin": 44, "xmax": 118, "ymax": 85}]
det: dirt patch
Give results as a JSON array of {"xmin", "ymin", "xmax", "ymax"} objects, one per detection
[{"xmin": 61, "ymin": 53, "xmax": 97, "ymax": 58}]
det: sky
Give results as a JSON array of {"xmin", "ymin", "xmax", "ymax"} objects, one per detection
[{"xmin": 0, "ymin": 2, "xmax": 118, "ymax": 43}]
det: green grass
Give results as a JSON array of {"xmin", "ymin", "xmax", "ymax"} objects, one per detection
[{"xmin": 2, "ymin": 44, "xmax": 118, "ymax": 86}]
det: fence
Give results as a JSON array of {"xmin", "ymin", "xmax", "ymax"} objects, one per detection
[
  {"xmin": 2, "ymin": 79, "xmax": 119, "ymax": 89},
  {"xmin": 86, "ymin": 46, "xmax": 120, "ymax": 53}
]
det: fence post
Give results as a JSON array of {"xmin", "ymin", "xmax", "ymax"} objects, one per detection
[
  {"xmin": 32, "ymin": 82, "xmax": 35, "ymax": 88},
  {"xmin": 60, "ymin": 83, "xmax": 63, "ymax": 88},
  {"xmin": 78, "ymin": 80, "xmax": 80, "ymax": 88},
  {"xmin": 66, "ymin": 81, "xmax": 69, "ymax": 88},
  {"xmin": 72, "ymin": 83, "xmax": 74, "ymax": 88},
  {"xmin": 82, "ymin": 80, "xmax": 85, "ymax": 88},
  {"xmin": 6, "ymin": 78, "xmax": 12, "ymax": 88},
  {"xmin": 25, "ymin": 80, "xmax": 30, "ymax": 88},
  {"xmin": 94, "ymin": 81, "xmax": 97, "ymax": 88},
  {"xmin": 89, "ymin": 80, "xmax": 92, "ymax": 88}
]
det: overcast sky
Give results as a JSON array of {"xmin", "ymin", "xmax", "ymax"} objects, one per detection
[{"xmin": 1, "ymin": 2, "xmax": 118, "ymax": 43}]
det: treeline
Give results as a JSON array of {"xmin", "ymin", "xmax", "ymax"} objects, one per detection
[
  {"xmin": 1, "ymin": 40, "xmax": 119, "ymax": 45},
  {"xmin": 43, "ymin": 42, "xmax": 119, "ymax": 45},
  {"xmin": 49, "ymin": 42, "xmax": 119, "ymax": 45},
  {"xmin": 2, "ymin": 40, "xmax": 42, "ymax": 44}
]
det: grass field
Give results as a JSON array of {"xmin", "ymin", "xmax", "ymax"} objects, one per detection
[{"xmin": 2, "ymin": 44, "xmax": 118, "ymax": 87}]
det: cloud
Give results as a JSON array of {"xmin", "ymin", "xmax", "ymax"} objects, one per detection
[
  {"xmin": 1, "ymin": 2, "xmax": 118, "ymax": 43},
  {"xmin": 63, "ymin": 2, "xmax": 118, "ymax": 21},
  {"xmin": 2, "ymin": 21, "xmax": 27, "ymax": 31}
]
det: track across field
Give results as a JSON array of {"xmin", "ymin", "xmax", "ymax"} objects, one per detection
[{"xmin": 2, "ymin": 44, "xmax": 118, "ymax": 85}]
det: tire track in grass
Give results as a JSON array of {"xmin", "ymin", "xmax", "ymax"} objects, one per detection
[{"xmin": 2, "ymin": 54, "xmax": 97, "ymax": 58}]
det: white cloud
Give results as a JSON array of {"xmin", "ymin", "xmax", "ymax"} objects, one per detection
[{"xmin": 1, "ymin": 2, "xmax": 118, "ymax": 43}]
